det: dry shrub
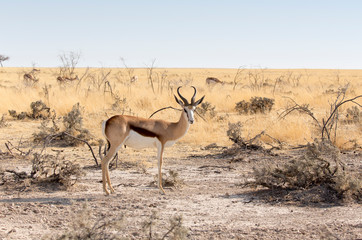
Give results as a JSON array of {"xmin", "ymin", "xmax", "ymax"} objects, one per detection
[
  {"xmin": 62, "ymin": 103, "xmax": 91, "ymax": 144},
  {"xmin": 226, "ymin": 122, "xmax": 244, "ymax": 144},
  {"xmin": 44, "ymin": 203, "xmax": 124, "ymax": 240},
  {"xmin": 0, "ymin": 152, "xmax": 84, "ymax": 191},
  {"xmin": 31, "ymin": 152, "xmax": 85, "ymax": 189},
  {"xmin": 9, "ymin": 100, "xmax": 51, "ymax": 120},
  {"xmin": 0, "ymin": 168, "xmax": 29, "ymax": 188},
  {"xmin": 29, "ymin": 100, "xmax": 51, "ymax": 119},
  {"xmin": 150, "ymin": 170, "xmax": 185, "ymax": 189},
  {"xmin": 47, "ymin": 205, "xmax": 187, "ymax": 240},
  {"xmin": 33, "ymin": 103, "xmax": 92, "ymax": 147},
  {"xmin": 0, "ymin": 114, "xmax": 9, "ymax": 128},
  {"xmin": 344, "ymin": 106, "xmax": 361, "ymax": 124},
  {"xmin": 235, "ymin": 97, "xmax": 274, "ymax": 114},
  {"xmin": 226, "ymin": 122, "xmax": 265, "ymax": 150},
  {"xmin": 33, "ymin": 113, "xmax": 60, "ymax": 142},
  {"xmin": 197, "ymin": 101, "xmax": 216, "ymax": 119},
  {"xmin": 142, "ymin": 211, "xmax": 188, "ymax": 240},
  {"xmin": 247, "ymin": 140, "xmax": 361, "ymax": 203}
]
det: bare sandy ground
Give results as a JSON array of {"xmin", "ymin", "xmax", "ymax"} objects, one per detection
[{"xmin": 0, "ymin": 121, "xmax": 361, "ymax": 240}]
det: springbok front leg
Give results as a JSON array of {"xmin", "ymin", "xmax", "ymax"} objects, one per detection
[{"xmin": 157, "ymin": 142, "xmax": 166, "ymax": 194}]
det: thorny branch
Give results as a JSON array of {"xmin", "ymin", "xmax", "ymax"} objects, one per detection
[{"xmin": 279, "ymin": 86, "xmax": 361, "ymax": 143}]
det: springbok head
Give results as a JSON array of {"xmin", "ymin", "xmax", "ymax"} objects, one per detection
[{"xmin": 174, "ymin": 86, "xmax": 205, "ymax": 124}]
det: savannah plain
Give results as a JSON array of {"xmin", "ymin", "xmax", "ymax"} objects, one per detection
[{"xmin": 0, "ymin": 65, "xmax": 361, "ymax": 239}]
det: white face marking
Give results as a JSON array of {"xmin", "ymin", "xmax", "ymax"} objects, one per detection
[{"xmin": 184, "ymin": 106, "xmax": 196, "ymax": 124}]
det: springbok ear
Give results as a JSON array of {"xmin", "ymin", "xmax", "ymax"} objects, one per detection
[
  {"xmin": 174, "ymin": 95, "xmax": 184, "ymax": 106},
  {"xmin": 193, "ymin": 95, "xmax": 205, "ymax": 106}
]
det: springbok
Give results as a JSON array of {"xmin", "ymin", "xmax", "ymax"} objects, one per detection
[
  {"xmin": 131, "ymin": 75, "xmax": 138, "ymax": 83},
  {"xmin": 101, "ymin": 86, "xmax": 204, "ymax": 195},
  {"xmin": 206, "ymin": 77, "xmax": 223, "ymax": 85},
  {"xmin": 56, "ymin": 75, "xmax": 79, "ymax": 83},
  {"xmin": 23, "ymin": 69, "xmax": 40, "ymax": 83}
]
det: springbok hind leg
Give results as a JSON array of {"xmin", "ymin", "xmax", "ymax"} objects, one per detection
[{"xmin": 101, "ymin": 144, "xmax": 120, "ymax": 195}]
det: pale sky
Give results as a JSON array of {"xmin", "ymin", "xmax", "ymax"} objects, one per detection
[{"xmin": 1, "ymin": 1, "xmax": 362, "ymax": 69}]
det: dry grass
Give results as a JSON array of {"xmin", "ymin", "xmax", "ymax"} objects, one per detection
[{"xmin": 0, "ymin": 67, "xmax": 361, "ymax": 148}]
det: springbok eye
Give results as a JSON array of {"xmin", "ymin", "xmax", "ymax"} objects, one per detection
[{"xmin": 184, "ymin": 109, "xmax": 187, "ymax": 113}]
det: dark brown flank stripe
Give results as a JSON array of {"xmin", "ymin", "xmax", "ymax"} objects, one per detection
[{"xmin": 129, "ymin": 125, "xmax": 159, "ymax": 139}]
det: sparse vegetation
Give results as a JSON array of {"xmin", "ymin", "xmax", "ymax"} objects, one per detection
[
  {"xmin": 151, "ymin": 170, "xmax": 185, "ymax": 189},
  {"xmin": 33, "ymin": 103, "xmax": 92, "ymax": 147},
  {"xmin": 31, "ymin": 152, "xmax": 85, "ymax": 189},
  {"xmin": 44, "ymin": 203, "xmax": 124, "ymax": 240},
  {"xmin": 142, "ymin": 211, "xmax": 188, "ymax": 240},
  {"xmin": 9, "ymin": 100, "xmax": 51, "ymax": 120},
  {"xmin": 345, "ymin": 106, "xmax": 361, "ymax": 124},
  {"xmin": 0, "ymin": 66, "xmax": 361, "ymax": 239},
  {"xmin": 0, "ymin": 151, "xmax": 84, "ymax": 190},
  {"xmin": 235, "ymin": 97, "xmax": 274, "ymax": 115},
  {"xmin": 197, "ymin": 101, "xmax": 216, "ymax": 119},
  {"xmin": 279, "ymin": 85, "xmax": 361, "ymax": 144},
  {"xmin": 0, "ymin": 114, "xmax": 8, "ymax": 128},
  {"xmin": 245, "ymin": 139, "xmax": 361, "ymax": 203}
]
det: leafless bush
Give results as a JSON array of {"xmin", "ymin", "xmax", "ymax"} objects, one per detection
[
  {"xmin": 120, "ymin": 57, "xmax": 136, "ymax": 86},
  {"xmin": 45, "ymin": 203, "xmax": 124, "ymax": 240},
  {"xmin": 87, "ymin": 68, "xmax": 112, "ymax": 91},
  {"xmin": 232, "ymin": 66, "xmax": 246, "ymax": 90},
  {"xmin": 111, "ymin": 95, "xmax": 128, "ymax": 112},
  {"xmin": 145, "ymin": 60, "xmax": 171, "ymax": 94},
  {"xmin": 226, "ymin": 122, "xmax": 270, "ymax": 151},
  {"xmin": 0, "ymin": 54, "xmax": 9, "ymax": 67},
  {"xmin": 247, "ymin": 68, "xmax": 269, "ymax": 91},
  {"xmin": 273, "ymin": 71, "xmax": 302, "ymax": 92},
  {"xmin": 9, "ymin": 100, "xmax": 51, "ymax": 120},
  {"xmin": 245, "ymin": 140, "xmax": 361, "ymax": 202},
  {"xmin": 57, "ymin": 51, "xmax": 80, "ymax": 80},
  {"xmin": 235, "ymin": 97, "xmax": 274, "ymax": 115},
  {"xmin": 46, "ymin": 205, "xmax": 187, "ymax": 240},
  {"xmin": 280, "ymin": 85, "xmax": 361, "ymax": 144},
  {"xmin": 142, "ymin": 211, "xmax": 188, "ymax": 240}
]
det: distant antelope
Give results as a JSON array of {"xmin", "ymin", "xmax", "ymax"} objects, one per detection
[
  {"xmin": 101, "ymin": 86, "xmax": 205, "ymax": 195},
  {"xmin": 56, "ymin": 75, "xmax": 79, "ymax": 83},
  {"xmin": 23, "ymin": 69, "xmax": 40, "ymax": 83},
  {"xmin": 131, "ymin": 75, "xmax": 138, "ymax": 83},
  {"xmin": 206, "ymin": 77, "xmax": 223, "ymax": 85}
]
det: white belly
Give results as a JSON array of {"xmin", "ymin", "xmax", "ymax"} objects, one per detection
[
  {"xmin": 124, "ymin": 130, "xmax": 178, "ymax": 149},
  {"xmin": 124, "ymin": 130, "xmax": 158, "ymax": 149},
  {"xmin": 165, "ymin": 140, "xmax": 176, "ymax": 147}
]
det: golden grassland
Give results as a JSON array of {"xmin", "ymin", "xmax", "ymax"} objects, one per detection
[{"xmin": 0, "ymin": 67, "xmax": 361, "ymax": 149}]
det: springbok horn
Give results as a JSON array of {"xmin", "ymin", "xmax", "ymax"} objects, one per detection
[
  {"xmin": 177, "ymin": 86, "xmax": 189, "ymax": 105},
  {"xmin": 191, "ymin": 86, "xmax": 197, "ymax": 104}
]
